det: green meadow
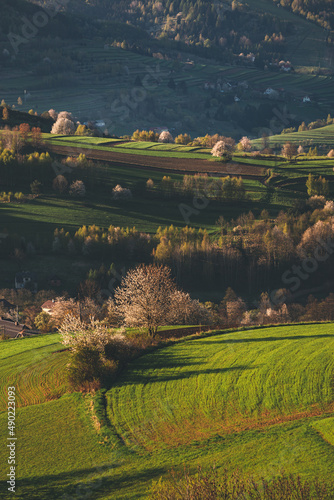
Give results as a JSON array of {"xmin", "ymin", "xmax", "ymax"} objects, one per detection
[
  {"xmin": 1, "ymin": 323, "xmax": 334, "ymax": 499},
  {"xmin": 253, "ymin": 124, "xmax": 334, "ymax": 149}
]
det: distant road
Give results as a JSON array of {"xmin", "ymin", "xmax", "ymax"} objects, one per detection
[{"xmin": 46, "ymin": 143, "xmax": 266, "ymax": 179}]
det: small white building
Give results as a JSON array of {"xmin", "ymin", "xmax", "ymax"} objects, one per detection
[{"xmin": 41, "ymin": 300, "xmax": 56, "ymax": 315}]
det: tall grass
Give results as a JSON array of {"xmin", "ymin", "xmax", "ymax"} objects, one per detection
[{"xmin": 150, "ymin": 467, "xmax": 334, "ymax": 499}]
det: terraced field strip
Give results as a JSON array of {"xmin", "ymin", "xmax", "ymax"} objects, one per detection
[
  {"xmin": 46, "ymin": 143, "xmax": 266, "ymax": 178},
  {"xmin": 252, "ymin": 124, "xmax": 334, "ymax": 148}
]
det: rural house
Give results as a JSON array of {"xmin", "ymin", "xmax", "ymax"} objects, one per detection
[
  {"xmin": 41, "ymin": 300, "xmax": 56, "ymax": 315},
  {"xmin": 0, "ymin": 318, "xmax": 38, "ymax": 339}
]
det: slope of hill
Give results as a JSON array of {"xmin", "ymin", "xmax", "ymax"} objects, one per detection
[
  {"xmin": 28, "ymin": 0, "xmax": 331, "ymax": 70},
  {"xmin": 107, "ymin": 323, "xmax": 334, "ymax": 450},
  {"xmin": 1, "ymin": 323, "xmax": 334, "ymax": 499},
  {"xmin": 252, "ymin": 123, "xmax": 334, "ymax": 148}
]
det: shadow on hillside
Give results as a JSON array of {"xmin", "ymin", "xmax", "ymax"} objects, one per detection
[
  {"xmin": 16, "ymin": 464, "xmax": 165, "ymax": 500},
  {"xmin": 117, "ymin": 358, "xmax": 257, "ymax": 385},
  {"xmin": 130, "ymin": 365, "xmax": 256, "ymax": 384}
]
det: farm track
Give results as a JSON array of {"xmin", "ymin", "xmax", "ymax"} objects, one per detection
[{"xmin": 46, "ymin": 143, "xmax": 266, "ymax": 179}]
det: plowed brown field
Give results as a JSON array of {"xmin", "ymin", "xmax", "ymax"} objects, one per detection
[{"xmin": 46, "ymin": 144, "xmax": 266, "ymax": 178}]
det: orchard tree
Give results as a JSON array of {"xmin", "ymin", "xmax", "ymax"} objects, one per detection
[
  {"xmin": 114, "ymin": 264, "xmax": 177, "ymax": 336},
  {"xmin": 211, "ymin": 140, "xmax": 234, "ymax": 158},
  {"xmin": 51, "ymin": 117, "xmax": 75, "ymax": 135},
  {"xmin": 19, "ymin": 123, "xmax": 30, "ymax": 142},
  {"xmin": 281, "ymin": 142, "xmax": 297, "ymax": 160},
  {"xmin": 159, "ymin": 130, "xmax": 174, "ymax": 143},
  {"xmin": 48, "ymin": 109, "xmax": 58, "ymax": 121},
  {"xmin": 69, "ymin": 180, "xmax": 86, "ymax": 197},
  {"xmin": 53, "ymin": 175, "xmax": 68, "ymax": 193},
  {"xmin": 238, "ymin": 136, "xmax": 252, "ymax": 152},
  {"xmin": 31, "ymin": 127, "xmax": 42, "ymax": 147}
]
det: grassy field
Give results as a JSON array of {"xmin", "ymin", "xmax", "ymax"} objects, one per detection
[
  {"xmin": 3, "ymin": 135, "xmax": 333, "ymax": 258},
  {"xmin": 252, "ymin": 124, "xmax": 334, "ymax": 149},
  {"xmin": 44, "ymin": 135, "xmax": 213, "ymax": 160},
  {"xmin": 1, "ymin": 323, "xmax": 334, "ymax": 499},
  {"xmin": 0, "ymin": 334, "xmax": 70, "ymax": 412}
]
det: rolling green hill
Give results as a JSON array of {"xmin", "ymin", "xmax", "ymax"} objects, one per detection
[{"xmin": 1, "ymin": 323, "xmax": 334, "ymax": 499}]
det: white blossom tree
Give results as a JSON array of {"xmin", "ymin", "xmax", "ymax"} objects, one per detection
[
  {"xmin": 211, "ymin": 139, "xmax": 234, "ymax": 158},
  {"xmin": 69, "ymin": 180, "xmax": 86, "ymax": 197},
  {"xmin": 159, "ymin": 131, "xmax": 174, "ymax": 143},
  {"xmin": 112, "ymin": 184, "xmax": 132, "ymax": 200},
  {"xmin": 51, "ymin": 117, "xmax": 75, "ymax": 135},
  {"xmin": 48, "ymin": 109, "xmax": 58, "ymax": 121},
  {"xmin": 238, "ymin": 136, "xmax": 252, "ymax": 152},
  {"xmin": 324, "ymin": 200, "xmax": 334, "ymax": 213},
  {"xmin": 281, "ymin": 142, "xmax": 297, "ymax": 160},
  {"xmin": 57, "ymin": 111, "xmax": 73, "ymax": 120},
  {"xmin": 166, "ymin": 290, "xmax": 210, "ymax": 325},
  {"xmin": 114, "ymin": 264, "xmax": 177, "ymax": 336},
  {"xmin": 59, "ymin": 315, "xmax": 124, "ymax": 354}
]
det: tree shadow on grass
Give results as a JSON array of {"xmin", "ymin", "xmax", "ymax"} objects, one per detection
[
  {"xmin": 13, "ymin": 465, "xmax": 165, "ymax": 500},
  {"xmin": 116, "ymin": 353, "xmax": 257, "ymax": 385},
  {"xmin": 130, "ymin": 365, "xmax": 257, "ymax": 384}
]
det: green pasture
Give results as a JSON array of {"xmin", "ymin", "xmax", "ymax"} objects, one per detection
[
  {"xmin": 0, "ymin": 179, "xmax": 271, "ymax": 245},
  {"xmin": 44, "ymin": 136, "xmax": 212, "ymax": 160},
  {"xmin": 0, "ymin": 334, "xmax": 70, "ymax": 412},
  {"xmin": 107, "ymin": 323, "xmax": 334, "ymax": 451},
  {"xmin": 0, "ymin": 324, "xmax": 334, "ymax": 499},
  {"xmin": 41, "ymin": 135, "xmax": 123, "ymax": 146},
  {"xmin": 252, "ymin": 124, "xmax": 334, "ymax": 149},
  {"xmin": 112, "ymin": 141, "xmax": 205, "ymax": 153}
]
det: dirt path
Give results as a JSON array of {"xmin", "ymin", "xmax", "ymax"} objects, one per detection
[{"xmin": 46, "ymin": 143, "xmax": 266, "ymax": 179}]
